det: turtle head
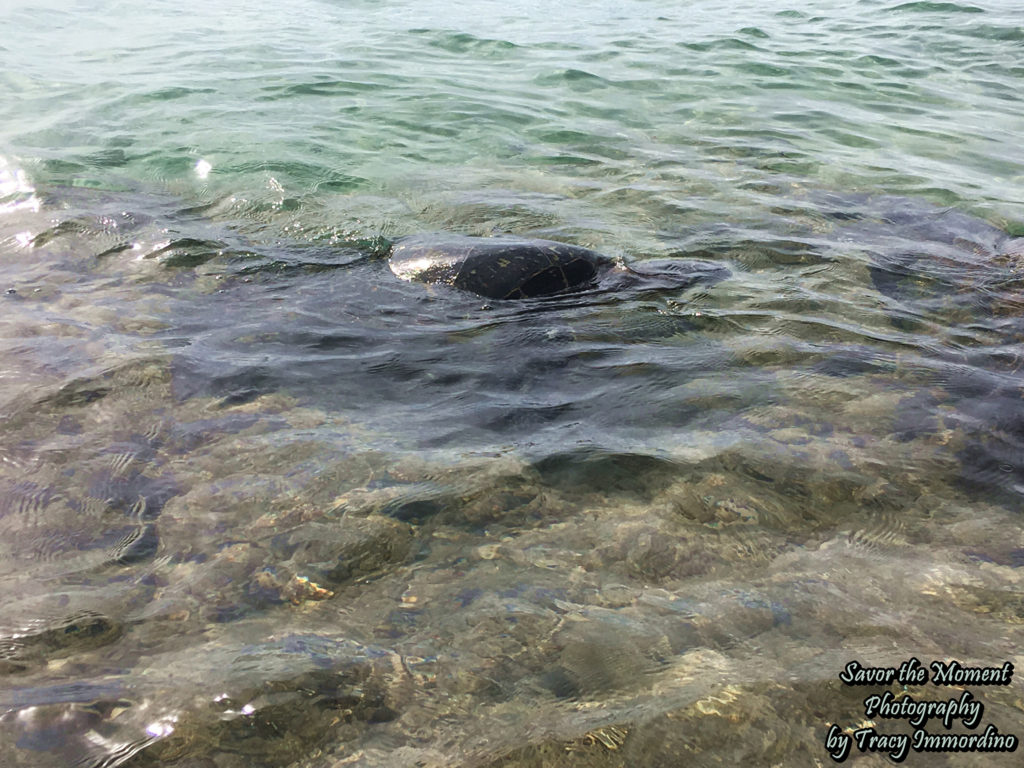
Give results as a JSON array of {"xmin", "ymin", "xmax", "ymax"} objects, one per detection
[
  {"xmin": 1003, "ymin": 237, "xmax": 1024, "ymax": 261},
  {"xmin": 607, "ymin": 259, "xmax": 731, "ymax": 294}
]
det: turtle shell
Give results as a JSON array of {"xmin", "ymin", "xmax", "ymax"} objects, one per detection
[{"xmin": 389, "ymin": 235, "xmax": 612, "ymax": 299}]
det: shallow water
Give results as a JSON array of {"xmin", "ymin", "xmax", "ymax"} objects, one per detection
[{"xmin": 2, "ymin": 1, "xmax": 1024, "ymax": 766}]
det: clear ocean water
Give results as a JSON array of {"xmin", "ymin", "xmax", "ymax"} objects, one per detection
[{"xmin": 1, "ymin": 1, "xmax": 1023, "ymax": 766}]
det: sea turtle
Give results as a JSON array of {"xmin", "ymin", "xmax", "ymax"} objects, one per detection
[{"xmin": 388, "ymin": 234, "xmax": 730, "ymax": 300}]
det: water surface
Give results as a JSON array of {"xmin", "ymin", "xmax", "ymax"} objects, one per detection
[{"xmin": 1, "ymin": 1, "xmax": 1023, "ymax": 766}]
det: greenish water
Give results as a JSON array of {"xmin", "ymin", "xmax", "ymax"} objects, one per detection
[{"xmin": 1, "ymin": 1, "xmax": 1024, "ymax": 766}]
